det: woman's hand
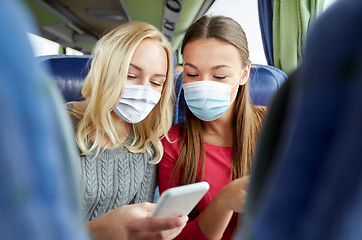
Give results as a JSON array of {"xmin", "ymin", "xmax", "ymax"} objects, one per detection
[
  {"xmin": 87, "ymin": 202, "xmax": 188, "ymax": 240},
  {"xmin": 198, "ymin": 175, "xmax": 250, "ymax": 239},
  {"xmin": 216, "ymin": 175, "xmax": 250, "ymax": 213}
]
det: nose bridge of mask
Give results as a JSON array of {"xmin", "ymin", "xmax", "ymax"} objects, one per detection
[
  {"xmin": 183, "ymin": 80, "xmax": 232, "ymax": 91},
  {"xmin": 184, "ymin": 89, "xmax": 230, "ymax": 102},
  {"xmin": 183, "ymin": 81, "xmax": 232, "ymax": 102}
]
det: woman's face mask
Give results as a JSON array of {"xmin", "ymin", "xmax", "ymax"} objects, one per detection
[
  {"xmin": 182, "ymin": 76, "xmax": 241, "ymax": 121},
  {"xmin": 113, "ymin": 84, "xmax": 161, "ymax": 123}
]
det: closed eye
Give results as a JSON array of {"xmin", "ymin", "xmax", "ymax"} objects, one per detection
[
  {"xmin": 214, "ymin": 76, "xmax": 226, "ymax": 80},
  {"xmin": 150, "ymin": 81, "xmax": 162, "ymax": 87},
  {"xmin": 127, "ymin": 74, "xmax": 137, "ymax": 79},
  {"xmin": 187, "ymin": 73, "xmax": 199, "ymax": 77}
]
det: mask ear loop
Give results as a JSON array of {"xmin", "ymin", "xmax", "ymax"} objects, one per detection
[{"xmin": 229, "ymin": 71, "xmax": 244, "ymax": 105}]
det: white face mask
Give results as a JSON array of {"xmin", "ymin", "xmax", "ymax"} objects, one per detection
[{"xmin": 113, "ymin": 84, "xmax": 161, "ymax": 123}]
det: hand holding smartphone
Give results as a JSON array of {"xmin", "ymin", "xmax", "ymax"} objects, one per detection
[{"xmin": 150, "ymin": 182, "xmax": 210, "ymax": 218}]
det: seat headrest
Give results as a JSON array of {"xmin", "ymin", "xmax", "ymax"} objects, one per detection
[
  {"xmin": 249, "ymin": 64, "xmax": 287, "ymax": 106},
  {"xmin": 38, "ymin": 55, "xmax": 92, "ymax": 102}
]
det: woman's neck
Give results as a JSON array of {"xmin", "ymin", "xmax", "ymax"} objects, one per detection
[
  {"xmin": 202, "ymin": 103, "xmax": 235, "ymax": 147},
  {"xmin": 74, "ymin": 100, "xmax": 131, "ymax": 148},
  {"xmin": 100, "ymin": 112, "xmax": 131, "ymax": 148}
]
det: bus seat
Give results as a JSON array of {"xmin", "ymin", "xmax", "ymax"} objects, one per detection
[
  {"xmin": 173, "ymin": 64, "xmax": 287, "ymax": 125},
  {"xmin": 249, "ymin": 64, "xmax": 287, "ymax": 106},
  {"xmin": 38, "ymin": 55, "xmax": 92, "ymax": 102},
  {"xmin": 1, "ymin": 1, "xmax": 90, "ymax": 239}
]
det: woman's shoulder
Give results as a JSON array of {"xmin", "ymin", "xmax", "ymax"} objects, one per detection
[
  {"xmin": 162, "ymin": 123, "xmax": 182, "ymax": 144},
  {"xmin": 169, "ymin": 123, "xmax": 182, "ymax": 138},
  {"xmin": 253, "ymin": 105, "xmax": 267, "ymax": 120},
  {"xmin": 67, "ymin": 101, "xmax": 89, "ymax": 127},
  {"xmin": 66, "ymin": 102, "xmax": 81, "ymax": 128},
  {"xmin": 252, "ymin": 105, "xmax": 268, "ymax": 131},
  {"xmin": 160, "ymin": 124, "xmax": 182, "ymax": 167},
  {"xmin": 161, "ymin": 123, "xmax": 182, "ymax": 157}
]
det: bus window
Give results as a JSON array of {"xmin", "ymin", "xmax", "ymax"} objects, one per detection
[
  {"xmin": 324, "ymin": 0, "xmax": 338, "ymax": 10},
  {"xmin": 206, "ymin": 1, "xmax": 267, "ymax": 65},
  {"xmin": 28, "ymin": 33, "xmax": 59, "ymax": 56},
  {"xmin": 28, "ymin": 33, "xmax": 83, "ymax": 56}
]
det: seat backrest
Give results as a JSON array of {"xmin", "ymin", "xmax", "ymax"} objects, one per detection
[
  {"xmin": 1, "ymin": 1, "xmax": 90, "ymax": 239},
  {"xmin": 249, "ymin": 64, "xmax": 287, "ymax": 106},
  {"xmin": 38, "ymin": 55, "xmax": 92, "ymax": 102}
]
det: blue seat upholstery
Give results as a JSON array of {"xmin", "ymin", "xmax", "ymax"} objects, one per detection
[
  {"xmin": 38, "ymin": 55, "xmax": 92, "ymax": 102},
  {"xmin": 249, "ymin": 64, "xmax": 287, "ymax": 106},
  {"xmin": 1, "ymin": 1, "xmax": 90, "ymax": 239}
]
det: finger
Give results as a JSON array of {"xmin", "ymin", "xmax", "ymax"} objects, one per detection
[
  {"xmin": 135, "ymin": 215, "xmax": 188, "ymax": 232},
  {"xmin": 133, "ymin": 231, "xmax": 164, "ymax": 240},
  {"xmin": 162, "ymin": 223, "xmax": 187, "ymax": 240},
  {"xmin": 237, "ymin": 176, "xmax": 250, "ymax": 190},
  {"xmin": 235, "ymin": 196, "xmax": 247, "ymax": 213},
  {"xmin": 137, "ymin": 202, "xmax": 156, "ymax": 214},
  {"xmin": 133, "ymin": 225, "xmax": 186, "ymax": 240}
]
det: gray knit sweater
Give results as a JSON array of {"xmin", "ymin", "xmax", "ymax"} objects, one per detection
[{"xmin": 69, "ymin": 114, "xmax": 157, "ymax": 222}]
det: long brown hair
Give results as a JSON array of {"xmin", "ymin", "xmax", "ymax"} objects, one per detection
[{"xmin": 171, "ymin": 15, "xmax": 266, "ymax": 186}]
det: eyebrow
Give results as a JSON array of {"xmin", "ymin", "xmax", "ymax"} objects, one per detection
[
  {"xmin": 129, "ymin": 63, "xmax": 166, "ymax": 77},
  {"xmin": 211, "ymin": 64, "xmax": 232, "ymax": 70},
  {"xmin": 184, "ymin": 63, "xmax": 232, "ymax": 70},
  {"xmin": 130, "ymin": 63, "xmax": 142, "ymax": 71}
]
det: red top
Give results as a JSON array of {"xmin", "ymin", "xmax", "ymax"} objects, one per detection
[{"xmin": 158, "ymin": 124, "xmax": 237, "ymax": 240}]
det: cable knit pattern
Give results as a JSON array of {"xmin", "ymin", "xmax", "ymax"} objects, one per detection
[{"xmin": 69, "ymin": 114, "xmax": 157, "ymax": 222}]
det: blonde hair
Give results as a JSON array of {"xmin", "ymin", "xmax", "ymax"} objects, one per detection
[
  {"xmin": 69, "ymin": 21, "xmax": 174, "ymax": 164},
  {"xmin": 172, "ymin": 15, "xmax": 266, "ymax": 185}
]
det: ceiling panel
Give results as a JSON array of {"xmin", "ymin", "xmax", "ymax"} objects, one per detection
[
  {"xmin": 23, "ymin": 0, "xmax": 216, "ymax": 54},
  {"xmin": 57, "ymin": 0, "xmax": 128, "ymax": 35}
]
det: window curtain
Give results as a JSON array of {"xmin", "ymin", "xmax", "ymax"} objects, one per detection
[
  {"xmin": 258, "ymin": 0, "xmax": 274, "ymax": 66},
  {"xmin": 272, "ymin": 0, "xmax": 325, "ymax": 75}
]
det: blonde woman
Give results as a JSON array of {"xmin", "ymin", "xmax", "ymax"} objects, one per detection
[
  {"xmin": 68, "ymin": 22, "xmax": 187, "ymax": 240},
  {"xmin": 159, "ymin": 16, "xmax": 266, "ymax": 240}
]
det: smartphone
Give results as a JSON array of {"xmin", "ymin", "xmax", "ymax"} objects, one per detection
[{"xmin": 149, "ymin": 181, "xmax": 210, "ymax": 218}]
